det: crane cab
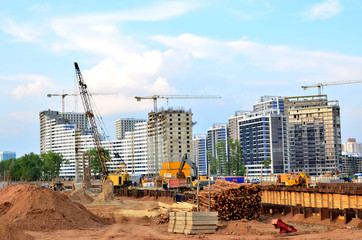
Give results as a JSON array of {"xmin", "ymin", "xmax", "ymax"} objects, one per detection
[{"xmin": 105, "ymin": 174, "xmax": 131, "ymax": 188}]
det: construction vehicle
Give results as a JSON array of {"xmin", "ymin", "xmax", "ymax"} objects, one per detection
[
  {"xmin": 51, "ymin": 178, "xmax": 65, "ymax": 191},
  {"xmin": 161, "ymin": 154, "xmax": 198, "ymax": 190},
  {"xmin": 285, "ymin": 172, "xmax": 309, "ymax": 187},
  {"xmin": 74, "ymin": 62, "xmax": 131, "ymax": 188},
  {"xmin": 339, "ymin": 173, "xmax": 353, "ymax": 183}
]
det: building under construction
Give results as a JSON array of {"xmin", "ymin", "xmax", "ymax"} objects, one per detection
[
  {"xmin": 147, "ymin": 108, "xmax": 193, "ymax": 175},
  {"xmin": 284, "ymin": 95, "xmax": 342, "ymax": 176}
]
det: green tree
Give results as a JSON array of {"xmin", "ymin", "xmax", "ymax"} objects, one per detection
[
  {"xmin": 228, "ymin": 139, "xmax": 246, "ymax": 176},
  {"xmin": 0, "ymin": 159, "xmax": 13, "ymax": 178},
  {"xmin": 261, "ymin": 158, "xmax": 272, "ymax": 176},
  {"xmin": 207, "ymin": 151, "xmax": 217, "ymax": 175},
  {"xmin": 12, "ymin": 153, "xmax": 43, "ymax": 181},
  {"xmin": 87, "ymin": 148, "xmax": 110, "ymax": 178},
  {"xmin": 216, "ymin": 140, "xmax": 228, "ymax": 175},
  {"xmin": 40, "ymin": 152, "xmax": 67, "ymax": 180}
]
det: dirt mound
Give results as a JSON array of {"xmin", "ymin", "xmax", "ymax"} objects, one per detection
[
  {"xmin": 93, "ymin": 181, "xmax": 115, "ymax": 205},
  {"xmin": 0, "ymin": 184, "xmax": 110, "ymax": 240},
  {"xmin": 68, "ymin": 188, "xmax": 94, "ymax": 204}
]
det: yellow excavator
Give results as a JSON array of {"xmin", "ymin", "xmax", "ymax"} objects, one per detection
[{"xmin": 285, "ymin": 172, "xmax": 309, "ymax": 187}]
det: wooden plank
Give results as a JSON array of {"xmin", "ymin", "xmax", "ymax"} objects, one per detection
[
  {"xmin": 184, "ymin": 225, "xmax": 217, "ymax": 230},
  {"xmin": 176, "ymin": 212, "xmax": 187, "ymax": 217},
  {"xmin": 186, "ymin": 212, "xmax": 218, "ymax": 217},
  {"xmin": 185, "ymin": 216, "xmax": 218, "ymax": 221},
  {"xmin": 184, "ymin": 229, "xmax": 216, "ymax": 234},
  {"xmin": 186, "ymin": 220, "xmax": 218, "ymax": 225}
]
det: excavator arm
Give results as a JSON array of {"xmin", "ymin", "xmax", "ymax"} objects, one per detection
[{"xmin": 176, "ymin": 154, "xmax": 198, "ymax": 179}]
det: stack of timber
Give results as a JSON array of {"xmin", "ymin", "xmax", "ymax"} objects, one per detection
[
  {"xmin": 168, "ymin": 212, "xmax": 218, "ymax": 234},
  {"xmin": 157, "ymin": 202, "xmax": 196, "ymax": 213},
  {"xmin": 198, "ymin": 180, "xmax": 262, "ymax": 220}
]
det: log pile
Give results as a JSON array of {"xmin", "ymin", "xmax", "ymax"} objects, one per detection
[
  {"xmin": 154, "ymin": 213, "xmax": 170, "ymax": 224},
  {"xmin": 198, "ymin": 180, "xmax": 262, "ymax": 221}
]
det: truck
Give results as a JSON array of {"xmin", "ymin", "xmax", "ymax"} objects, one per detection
[{"xmin": 166, "ymin": 154, "xmax": 197, "ymax": 190}]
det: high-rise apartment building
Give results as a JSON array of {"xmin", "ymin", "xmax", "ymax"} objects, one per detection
[
  {"xmin": 63, "ymin": 112, "xmax": 88, "ymax": 129},
  {"xmin": 40, "ymin": 110, "xmax": 149, "ymax": 178},
  {"xmin": 341, "ymin": 153, "xmax": 362, "ymax": 176},
  {"xmin": 342, "ymin": 138, "xmax": 362, "ymax": 154},
  {"xmin": 284, "ymin": 95, "xmax": 342, "ymax": 176},
  {"xmin": 115, "ymin": 118, "xmax": 146, "ymax": 140},
  {"xmin": 239, "ymin": 96, "xmax": 288, "ymax": 177},
  {"xmin": 228, "ymin": 111, "xmax": 247, "ymax": 140},
  {"xmin": 120, "ymin": 122, "xmax": 148, "ymax": 174},
  {"xmin": 192, "ymin": 134, "xmax": 207, "ymax": 176},
  {"xmin": 206, "ymin": 123, "xmax": 228, "ymax": 160},
  {"xmin": 0, "ymin": 151, "xmax": 16, "ymax": 161},
  {"xmin": 147, "ymin": 109, "xmax": 193, "ymax": 174},
  {"xmin": 253, "ymin": 96, "xmax": 285, "ymax": 114}
]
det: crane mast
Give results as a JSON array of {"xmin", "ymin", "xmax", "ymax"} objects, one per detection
[{"xmin": 74, "ymin": 62, "xmax": 109, "ymax": 176}]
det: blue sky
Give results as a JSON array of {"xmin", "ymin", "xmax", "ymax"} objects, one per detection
[{"xmin": 1, "ymin": 0, "xmax": 362, "ymax": 157}]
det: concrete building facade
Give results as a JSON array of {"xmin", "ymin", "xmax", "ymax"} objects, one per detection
[
  {"xmin": 0, "ymin": 151, "xmax": 16, "ymax": 161},
  {"xmin": 115, "ymin": 118, "xmax": 146, "ymax": 140},
  {"xmin": 238, "ymin": 96, "xmax": 288, "ymax": 177},
  {"xmin": 206, "ymin": 123, "xmax": 228, "ymax": 160},
  {"xmin": 40, "ymin": 110, "xmax": 149, "ymax": 178},
  {"xmin": 147, "ymin": 109, "xmax": 193, "ymax": 175},
  {"xmin": 192, "ymin": 134, "xmax": 207, "ymax": 176},
  {"xmin": 284, "ymin": 95, "xmax": 342, "ymax": 176},
  {"xmin": 228, "ymin": 111, "xmax": 247, "ymax": 140},
  {"xmin": 342, "ymin": 138, "xmax": 362, "ymax": 154},
  {"xmin": 341, "ymin": 153, "xmax": 362, "ymax": 176}
]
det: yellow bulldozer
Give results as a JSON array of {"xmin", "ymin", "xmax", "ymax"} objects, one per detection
[{"xmin": 285, "ymin": 172, "xmax": 309, "ymax": 187}]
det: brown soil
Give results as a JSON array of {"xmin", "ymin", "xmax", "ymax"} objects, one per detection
[
  {"xmin": 92, "ymin": 180, "xmax": 116, "ymax": 205},
  {"xmin": 67, "ymin": 189, "xmax": 94, "ymax": 205},
  {"xmin": 2, "ymin": 187, "xmax": 362, "ymax": 240},
  {"xmin": 0, "ymin": 184, "xmax": 111, "ymax": 240}
]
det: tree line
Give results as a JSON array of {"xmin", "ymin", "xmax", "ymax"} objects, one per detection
[
  {"xmin": 207, "ymin": 138, "xmax": 246, "ymax": 176},
  {"xmin": 0, "ymin": 152, "xmax": 67, "ymax": 181}
]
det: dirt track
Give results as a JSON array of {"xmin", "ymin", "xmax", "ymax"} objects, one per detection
[
  {"xmin": 1, "ymin": 185, "xmax": 362, "ymax": 240},
  {"xmin": 28, "ymin": 198, "xmax": 362, "ymax": 240}
]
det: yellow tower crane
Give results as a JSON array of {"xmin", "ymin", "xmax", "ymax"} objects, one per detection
[
  {"xmin": 301, "ymin": 80, "xmax": 362, "ymax": 95},
  {"xmin": 47, "ymin": 92, "xmax": 118, "ymax": 119},
  {"xmin": 134, "ymin": 94, "xmax": 221, "ymax": 174}
]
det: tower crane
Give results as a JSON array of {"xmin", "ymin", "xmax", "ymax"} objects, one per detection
[
  {"xmin": 134, "ymin": 94, "xmax": 221, "ymax": 174},
  {"xmin": 301, "ymin": 80, "xmax": 362, "ymax": 95},
  {"xmin": 74, "ymin": 62, "xmax": 131, "ymax": 187},
  {"xmin": 47, "ymin": 92, "xmax": 118, "ymax": 119}
]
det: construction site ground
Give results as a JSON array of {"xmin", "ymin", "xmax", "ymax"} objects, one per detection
[{"xmin": 1, "ymin": 184, "xmax": 362, "ymax": 240}]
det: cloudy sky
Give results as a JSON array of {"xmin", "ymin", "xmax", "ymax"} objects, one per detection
[{"xmin": 1, "ymin": 0, "xmax": 362, "ymax": 157}]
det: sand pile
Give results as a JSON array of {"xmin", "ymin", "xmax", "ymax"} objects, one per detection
[
  {"xmin": 0, "ymin": 184, "xmax": 110, "ymax": 240},
  {"xmin": 68, "ymin": 188, "xmax": 94, "ymax": 204},
  {"xmin": 93, "ymin": 180, "xmax": 116, "ymax": 205}
]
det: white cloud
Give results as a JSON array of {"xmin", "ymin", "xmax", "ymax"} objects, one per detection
[
  {"xmin": 2, "ymin": 74, "xmax": 56, "ymax": 99},
  {"xmin": 301, "ymin": 0, "xmax": 341, "ymax": 20},
  {"xmin": 0, "ymin": 19, "xmax": 43, "ymax": 42},
  {"xmin": 77, "ymin": 50, "xmax": 183, "ymax": 115},
  {"xmin": 153, "ymin": 33, "xmax": 362, "ymax": 82}
]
